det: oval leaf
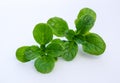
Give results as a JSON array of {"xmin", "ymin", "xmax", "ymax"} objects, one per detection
[
  {"xmin": 34, "ymin": 56, "xmax": 55, "ymax": 74},
  {"xmin": 82, "ymin": 33, "xmax": 106, "ymax": 55},
  {"xmin": 75, "ymin": 14, "xmax": 95, "ymax": 34},
  {"xmin": 16, "ymin": 46, "xmax": 30, "ymax": 62},
  {"xmin": 61, "ymin": 41, "xmax": 78, "ymax": 61},
  {"xmin": 46, "ymin": 43, "xmax": 63, "ymax": 57},
  {"xmin": 33, "ymin": 23, "xmax": 53, "ymax": 45},
  {"xmin": 75, "ymin": 8, "xmax": 96, "ymax": 34},
  {"xmin": 24, "ymin": 45, "xmax": 42, "ymax": 60},
  {"xmin": 51, "ymin": 39, "xmax": 63, "ymax": 44},
  {"xmin": 47, "ymin": 17, "xmax": 69, "ymax": 37},
  {"xmin": 77, "ymin": 8, "xmax": 96, "ymax": 20}
]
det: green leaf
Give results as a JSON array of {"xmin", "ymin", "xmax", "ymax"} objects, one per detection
[
  {"xmin": 75, "ymin": 14, "xmax": 96, "ymax": 34},
  {"xmin": 47, "ymin": 17, "xmax": 69, "ymax": 37},
  {"xmin": 61, "ymin": 41, "xmax": 78, "ymax": 61},
  {"xmin": 65, "ymin": 29, "xmax": 75, "ymax": 41},
  {"xmin": 75, "ymin": 8, "xmax": 96, "ymax": 34},
  {"xmin": 51, "ymin": 39, "xmax": 66, "ymax": 49},
  {"xmin": 51, "ymin": 40, "xmax": 79, "ymax": 60},
  {"xmin": 16, "ymin": 46, "xmax": 30, "ymax": 62},
  {"xmin": 82, "ymin": 33, "xmax": 106, "ymax": 55},
  {"xmin": 46, "ymin": 42, "xmax": 63, "ymax": 57},
  {"xmin": 51, "ymin": 39, "xmax": 63, "ymax": 44},
  {"xmin": 77, "ymin": 8, "xmax": 96, "ymax": 20},
  {"xmin": 34, "ymin": 56, "xmax": 55, "ymax": 74},
  {"xmin": 33, "ymin": 23, "xmax": 53, "ymax": 45},
  {"xmin": 24, "ymin": 45, "xmax": 42, "ymax": 60}
]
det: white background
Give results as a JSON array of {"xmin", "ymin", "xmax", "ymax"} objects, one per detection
[{"xmin": 0, "ymin": 0, "xmax": 120, "ymax": 83}]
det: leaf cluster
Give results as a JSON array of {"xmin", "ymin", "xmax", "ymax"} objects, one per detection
[{"xmin": 16, "ymin": 8, "xmax": 106, "ymax": 74}]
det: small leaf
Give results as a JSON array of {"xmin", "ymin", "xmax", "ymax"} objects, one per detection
[
  {"xmin": 46, "ymin": 43, "xmax": 63, "ymax": 57},
  {"xmin": 34, "ymin": 56, "xmax": 55, "ymax": 74},
  {"xmin": 61, "ymin": 41, "xmax": 78, "ymax": 61},
  {"xmin": 51, "ymin": 39, "xmax": 66, "ymax": 49},
  {"xmin": 75, "ymin": 8, "xmax": 96, "ymax": 34},
  {"xmin": 47, "ymin": 17, "xmax": 69, "ymax": 37},
  {"xmin": 33, "ymin": 23, "xmax": 53, "ymax": 45},
  {"xmin": 16, "ymin": 46, "xmax": 30, "ymax": 62},
  {"xmin": 77, "ymin": 8, "xmax": 96, "ymax": 20},
  {"xmin": 75, "ymin": 14, "xmax": 95, "ymax": 34},
  {"xmin": 51, "ymin": 39, "xmax": 63, "ymax": 44},
  {"xmin": 82, "ymin": 33, "xmax": 106, "ymax": 55},
  {"xmin": 24, "ymin": 45, "xmax": 42, "ymax": 60},
  {"xmin": 65, "ymin": 29, "xmax": 75, "ymax": 41}
]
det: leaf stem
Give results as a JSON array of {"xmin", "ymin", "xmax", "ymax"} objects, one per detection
[{"xmin": 40, "ymin": 44, "xmax": 45, "ymax": 51}]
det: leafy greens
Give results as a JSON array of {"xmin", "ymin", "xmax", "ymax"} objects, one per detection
[{"xmin": 16, "ymin": 8, "xmax": 106, "ymax": 74}]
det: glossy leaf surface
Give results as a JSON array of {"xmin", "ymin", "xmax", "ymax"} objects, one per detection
[
  {"xmin": 47, "ymin": 17, "xmax": 69, "ymax": 37},
  {"xmin": 34, "ymin": 56, "xmax": 55, "ymax": 74},
  {"xmin": 33, "ymin": 23, "xmax": 53, "ymax": 45},
  {"xmin": 82, "ymin": 33, "xmax": 106, "ymax": 55},
  {"xmin": 16, "ymin": 46, "xmax": 30, "ymax": 62}
]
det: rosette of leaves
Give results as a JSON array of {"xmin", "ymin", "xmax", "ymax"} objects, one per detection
[
  {"xmin": 16, "ymin": 23, "xmax": 63, "ymax": 74},
  {"xmin": 16, "ymin": 8, "xmax": 106, "ymax": 74},
  {"xmin": 47, "ymin": 17, "xmax": 78, "ymax": 61},
  {"xmin": 47, "ymin": 8, "xmax": 106, "ymax": 56},
  {"xmin": 74, "ymin": 8, "xmax": 106, "ymax": 55}
]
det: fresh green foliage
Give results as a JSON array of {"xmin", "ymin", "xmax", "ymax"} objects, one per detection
[
  {"xmin": 74, "ymin": 35, "xmax": 85, "ymax": 44},
  {"xmin": 65, "ymin": 29, "xmax": 75, "ymax": 41},
  {"xmin": 75, "ymin": 8, "xmax": 96, "ymax": 35},
  {"xmin": 46, "ymin": 42, "xmax": 63, "ymax": 57},
  {"xmin": 16, "ymin": 8, "xmax": 106, "ymax": 74},
  {"xmin": 51, "ymin": 39, "xmax": 78, "ymax": 61},
  {"xmin": 51, "ymin": 38, "xmax": 63, "ymax": 44},
  {"xmin": 24, "ymin": 45, "xmax": 42, "ymax": 60},
  {"xmin": 76, "ymin": 8, "xmax": 96, "ymax": 21},
  {"xmin": 75, "ymin": 14, "xmax": 96, "ymax": 34},
  {"xmin": 34, "ymin": 56, "xmax": 55, "ymax": 74},
  {"xmin": 33, "ymin": 23, "xmax": 53, "ymax": 45},
  {"xmin": 61, "ymin": 41, "xmax": 78, "ymax": 61},
  {"xmin": 82, "ymin": 33, "xmax": 106, "ymax": 55},
  {"xmin": 16, "ymin": 46, "xmax": 30, "ymax": 62},
  {"xmin": 47, "ymin": 17, "xmax": 69, "ymax": 37}
]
